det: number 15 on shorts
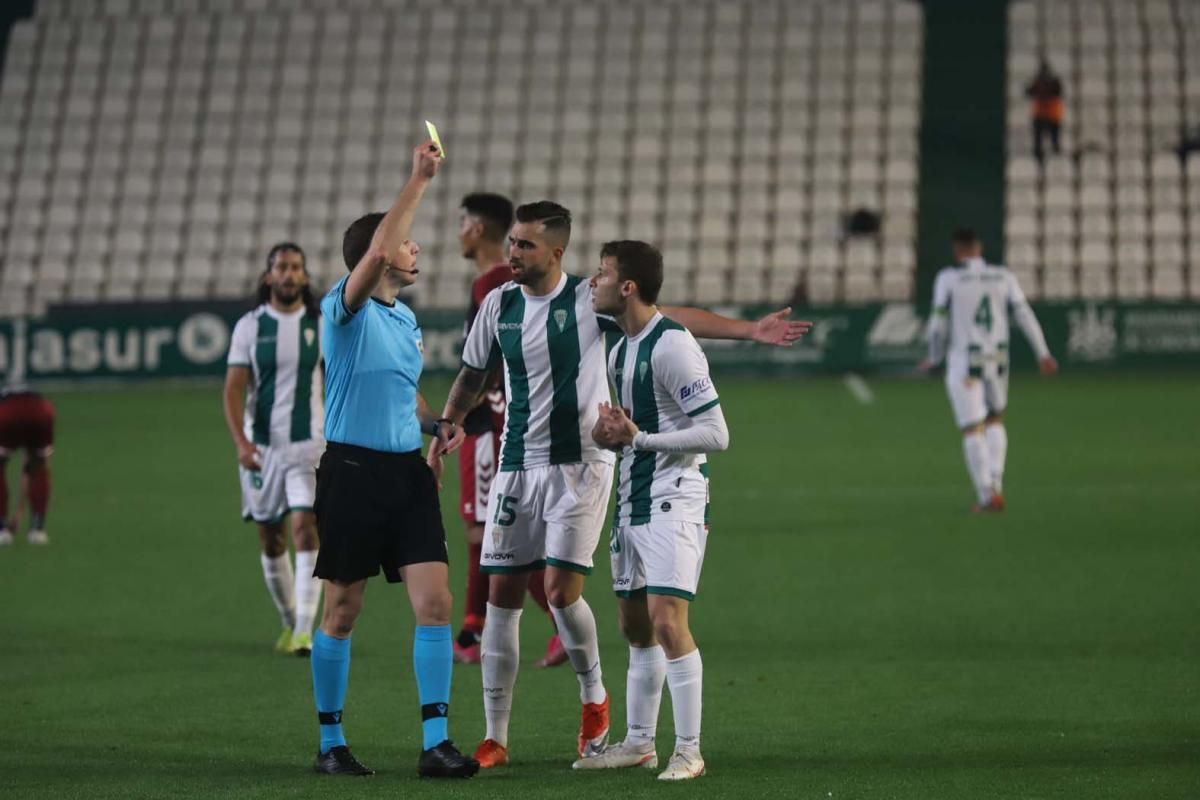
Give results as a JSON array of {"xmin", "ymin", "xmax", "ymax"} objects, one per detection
[{"xmin": 493, "ymin": 493, "xmax": 517, "ymax": 526}]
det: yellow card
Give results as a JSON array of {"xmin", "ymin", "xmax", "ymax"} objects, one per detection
[{"xmin": 425, "ymin": 120, "xmax": 446, "ymax": 159}]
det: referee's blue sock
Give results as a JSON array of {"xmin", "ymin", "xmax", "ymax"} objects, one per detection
[
  {"xmin": 413, "ymin": 624, "xmax": 453, "ymax": 750},
  {"xmin": 311, "ymin": 630, "xmax": 351, "ymax": 754}
]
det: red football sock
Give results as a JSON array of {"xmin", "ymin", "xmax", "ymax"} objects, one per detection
[
  {"xmin": 25, "ymin": 462, "xmax": 50, "ymax": 529},
  {"xmin": 463, "ymin": 542, "xmax": 487, "ymax": 631},
  {"xmin": 527, "ymin": 569, "xmax": 553, "ymax": 618}
]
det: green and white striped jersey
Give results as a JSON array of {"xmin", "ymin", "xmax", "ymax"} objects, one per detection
[
  {"xmin": 462, "ymin": 272, "xmax": 618, "ymax": 472},
  {"xmin": 931, "ymin": 257, "xmax": 1049, "ymax": 380},
  {"xmin": 227, "ymin": 305, "xmax": 324, "ymax": 447},
  {"xmin": 608, "ymin": 313, "xmax": 720, "ymax": 527}
]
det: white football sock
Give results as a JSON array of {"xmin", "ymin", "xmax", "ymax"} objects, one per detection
[
  {"xmin": 962, "ymin": 431, "xmax": 994, "ymax": 505},
  {"xmin": 626, "ymin": 645, "xmax": 666, "ymax": 746},
  {"xmin": 260, "ymin": 552, "xmax": 295, "ymax": 629},
  {"xmin": 985, "ymin": 423, "xmax": 1008, "ymax": 494},
  {"xmin": 550, "ymin": 597, "xmax": 607, "ymax": 705},
  {"xmin": 481, "ymin": 603, "xmax": 522, "ymax": 746},
  {"xmin": 292, "ymin": 550, "xmax": 320, "ymax": 637},
  {"xmin": 666, "ymin": 649, "xmax": 703, "ymax": 752}
]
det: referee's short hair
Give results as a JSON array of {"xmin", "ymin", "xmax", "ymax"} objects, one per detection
[
  {"xmin": 343, "ymin": 212, "xmax": 385, "ymax": 271},
  {"xmin": 600, "ymin": 240, "xmax": 664, "ymax": 305}
]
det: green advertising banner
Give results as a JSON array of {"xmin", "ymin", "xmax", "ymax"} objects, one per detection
[{"xmin": 0, "ymin": 301, "xmax": 1197, "ymax": 384}]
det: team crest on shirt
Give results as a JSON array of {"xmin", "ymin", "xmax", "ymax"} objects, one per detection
[
  {"xmin": 304, "ymin": 328, "xmax": 316, "ymax": 347},
  {"xmin": 553, "ymin": 309, "xmax": 568, "ymax": 332},
  {"xmin": 638, "ymin": 361, "xmax": 649, "ymax": 382}
]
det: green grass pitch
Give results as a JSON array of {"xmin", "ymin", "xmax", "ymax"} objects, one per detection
[{"xmin": 1, "ymin": 373, "xmax": 1198, "ymax": 799}]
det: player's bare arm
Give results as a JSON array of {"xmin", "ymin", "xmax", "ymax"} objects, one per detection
[
  {"xmin": 343, "ymin": 139, "xmax": 443, "ymax": 311},
  {"xmin": 427, "ymin": 367, "xmax": 489, "ymax": 470},
  {"xmin": 659, "ymin": 305, "xmax": 813, "ymax": 346},
  {"xmin": 221, "ymin": 365, "xmax": 260, "ymax": 471},
  {"xmin": 441, "ymin": 365, "xmax": 491, "ymax": 426}
]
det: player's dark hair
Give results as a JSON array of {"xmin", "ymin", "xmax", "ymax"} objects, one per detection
[
  {"xmin": 514, "ymin": 201, "xmax": 571, "ymax": 246},
  {"xmin": 951, "ymin": 228, "xmax": 981, "ymax": 247},
  {"xmin": 255, "ymin": 242, "xmax": 318, "ymax": 317},
  {"xmin": 342, "ymin": 212, "xmax": 386, "ymax": 271},
  {"xmin": 462, "ymin": 193, "xmax": 514, "ymax": 242},
  {"xmin": 600, "ymin": 240, "xmax": 664, "ymax": 305}
]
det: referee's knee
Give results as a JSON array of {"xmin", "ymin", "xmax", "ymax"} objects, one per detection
[{"xmin": 411, "ymin": 587, "xmax": 452, "ymax": 626}]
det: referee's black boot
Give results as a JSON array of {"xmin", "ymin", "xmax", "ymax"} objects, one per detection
[
  {"xmin": 314, "ymin": 745, "xmax": 375, "ymax": 776},
  {"xmin": 418, "ymin": 740, "xmax": 480, "ymax": 778}
]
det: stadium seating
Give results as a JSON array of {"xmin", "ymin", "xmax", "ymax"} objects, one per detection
[
  {"xmin": 0, "ymin": 0, "xmax": 924, "ymax": 316},
  {"xmin": 1005, "ymin": 0, "xmax": 1200, "ymax": 301}
]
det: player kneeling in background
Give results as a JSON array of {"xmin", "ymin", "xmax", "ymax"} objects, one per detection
[
  {"xmin": 0, "ymin": 389, "xmax": 55, "ymax": 546},
  {"xmin": 920, "ymin": 229, "xmax": 1057, "ymax": 511},
  {"xmin": 223, "ymin": 243, "xmax": 324, "ymax": 656},
  {"xmin": 578, "ymin": 241, "xmax": 728, "ymax": 781}
]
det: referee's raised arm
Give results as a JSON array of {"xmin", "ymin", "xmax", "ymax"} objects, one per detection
[{"xmin": 342, "ymin": 139, "xmax": 443, "ymax": 312}]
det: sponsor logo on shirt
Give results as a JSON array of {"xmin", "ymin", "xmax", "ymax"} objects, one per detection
[
  {"xmin": 679, "ymin": 376, "xmax": 712, "ymax": 400},
  {"xmin": 497, "ymin": 322, "xmax": 524, "ymax": 331}
]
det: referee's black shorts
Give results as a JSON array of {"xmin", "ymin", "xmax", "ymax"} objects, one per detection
[{"xmin": 314, "ymin": 442, "xmax": 448, "ymax": 584}]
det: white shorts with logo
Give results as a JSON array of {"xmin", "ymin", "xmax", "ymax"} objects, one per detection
[
  {"xmin": 480, "ymin": 461, "xmax": 613, "ymax": 575},
  {"xmin": 239, "ymin": 439, "xmax": 323, "ymax": 524},
  {"xmin": 610, "ymin": 519, "xmax": 708, "ymax": 601},
  {"xmin": 945, "ymin": 372, "xmax": 1008, "ymax": 429}
]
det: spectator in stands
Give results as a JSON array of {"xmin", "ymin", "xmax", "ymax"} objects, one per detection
[{"xmin": 1025, "ymin": 60, "xmax": 1064, "ymax": 161}]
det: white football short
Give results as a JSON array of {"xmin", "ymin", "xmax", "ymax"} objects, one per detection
[
  {"xmin": 945, "ymin": 372, "xmax": 1008, "ymax": 429},
  {"xmin": 480, "ymin": 461, "xmax": 613, "ymax": 575},
  {"xmin": 239, "ymin": 439, "xmax": 323, "ymax": 524},
  {"xmin": 610, "ymin": 519, "xmax": 708, "ymax": 601}
]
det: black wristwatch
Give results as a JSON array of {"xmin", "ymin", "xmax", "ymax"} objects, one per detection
[{"xmin": 426, "ymin": 418, "xmax": 454, "ymax": 437}]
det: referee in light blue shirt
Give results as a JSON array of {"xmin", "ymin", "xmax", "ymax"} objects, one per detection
[{"xmin": 307, "ymin": 138, "xmax": 478, "ymax": 779}]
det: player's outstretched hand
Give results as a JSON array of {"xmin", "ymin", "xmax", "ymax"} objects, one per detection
[
  {"xmin": 753, "ymin": 307, "xmax": 814, "ymax": 346},
  {"xmin": 412, "ymin": 138, "xmax": 443, "ymax": 181},
  {"xmin": 1039, "ymin": 355, "xmax": 1059, "ymax": 376},
  {"xmin": 236, "ymin": 439, "xmax": 261, "ymax": 471}
]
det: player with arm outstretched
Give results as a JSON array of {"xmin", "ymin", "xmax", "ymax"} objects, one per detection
[
  {"xmin": 920, "ymin": 228, "xmax": 1058, "ymax": 511},
  {"xmin": 575, "ymin": 240, "xmax": 726, "ymax": 781},
  {"xmin": 428, "ymin": 201, "xmax": 810, "ymax": 769}
]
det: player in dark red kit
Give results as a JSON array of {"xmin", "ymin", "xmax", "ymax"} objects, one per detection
[
  {"xmin": 451, "ymin": 193, "xmax": 565, "ymax": 667},
  {"xmin": 0, "ymin": 389, "xmax": 55, "ymax": 546}
]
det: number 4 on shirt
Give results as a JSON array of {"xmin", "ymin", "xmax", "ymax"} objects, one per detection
[{"xmin": 974, "ymin": 295, "xmax": 993, "ymax": 333}]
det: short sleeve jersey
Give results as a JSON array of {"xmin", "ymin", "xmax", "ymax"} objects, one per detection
[
  {"xmin": 320, "ymin": 275, "xmax": 424, "ymax": 453},
  {"xmin": 226, "ymin": 304, "xmax": 324, "ymax": 446},
  {"xmin": 461, "ymin": 272, "xmax": 618, "ymax": 472}
]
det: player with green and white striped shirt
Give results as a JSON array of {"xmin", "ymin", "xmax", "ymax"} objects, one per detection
[
  {"xmin": 222, "ymin": 243, "xmax": 324, "ymax": 657},
  {"xmin": 575, "ymin": 240, "xmax": 727, "ymax": 781},
  {"xmin": 433, "ymin": 202, "xmax": 810, "ymax": 770}
]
